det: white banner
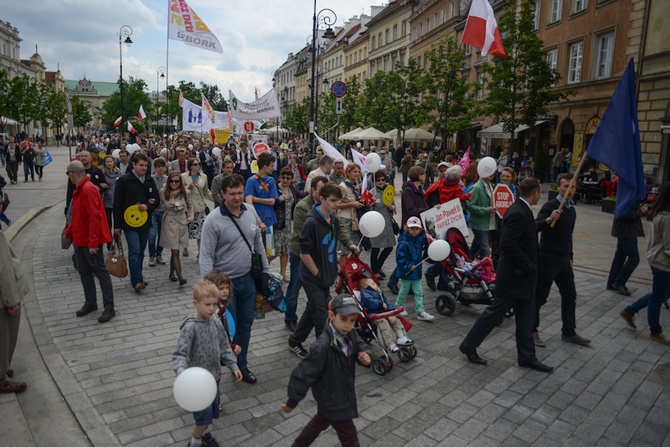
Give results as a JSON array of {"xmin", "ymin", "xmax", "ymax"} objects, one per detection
[
  {"xmin": 228, "ymin": 89, "xmax": 281, "ymax": 120},
  {"xmin": 316, "ymin": 133, "xmax": 348, "ymax": 168},
  {"xmin": 232, "ymin": 118, "xmax": 264, "ymax": 135},
  {"xmin": 181, "ymin": 98, "xmax": 229, "ymax": 132},
  {"xmin": 168, "ymin": 0, "xmax": 223, "ymax": 54},
  {"xmin": 420, "ymin": 198, "xmax": 469, "ymax": 239}
]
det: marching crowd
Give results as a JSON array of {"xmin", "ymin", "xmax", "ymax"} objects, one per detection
[{"xmin": 1, "ymin": 131, "xmax": 670, "ymax": 447}]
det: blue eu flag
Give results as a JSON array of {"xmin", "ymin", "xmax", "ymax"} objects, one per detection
[{"xmin": 586, "ymin": 58, "xmax": 646, "ymax": 219}]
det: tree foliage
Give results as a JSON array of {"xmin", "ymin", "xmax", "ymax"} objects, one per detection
[
  {"xmin": 482, "ymin": 0, "xmax": 571, "ymax": 144},
  {"xmin": 284, "ymin": 98, "xmax": 310, "ymax": 135},
  {"xmin": 101, "ymin": 77, "xmax": 152, "ymax": 129}
]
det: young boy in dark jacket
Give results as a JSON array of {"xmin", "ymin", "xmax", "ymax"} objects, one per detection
[
  {"xmin": 282, "ymin": 294, "xmax": 372, "ymax": 446},
  {"xmin": 289, "ymin": 183, "xmax": 359, "ymax": 358}
]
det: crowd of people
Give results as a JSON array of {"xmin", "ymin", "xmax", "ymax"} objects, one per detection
[{"xmin": 2, "ymin": 129, "xmax": 670, "ymax": 447}]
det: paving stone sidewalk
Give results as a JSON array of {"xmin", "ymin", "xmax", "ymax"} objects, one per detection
[{"xmin": 18, "ymin": 198, "xmax": 670, "ymax": 446}]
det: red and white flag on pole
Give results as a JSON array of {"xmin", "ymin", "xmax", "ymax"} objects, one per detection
[
  {"xmin": 114, "ymin": 116, "xmax": 122, "ymax": 127},
  {"xmin": 127, "ymin": 121, "xmax": 136, "ymax": 134},
  {"xmin": 138, "ymin": 105, "xmax": 147, "ymax": 120},
  {"xmin": 461, "ymin": 0, "xmax": 506, "ymax": 58},
  {"xmin": 202, "ymin": 93, "xmax": 215, "ymax": 124}
]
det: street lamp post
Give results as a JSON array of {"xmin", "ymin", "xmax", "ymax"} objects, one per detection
[
  {"xmin": 308, "ymin": 1, "xmax": 336, "ymax": 154},
  {"xmin": 156, "ymin": 66, "xmax": 165, "ymax": 133},
  {"xmin": 117, "ymin": 25, "xmax": 133, "ymax": 138}
]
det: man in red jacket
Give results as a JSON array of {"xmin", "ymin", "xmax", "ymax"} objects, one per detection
[{"xmin": 65, "ymin": 160, "xmax": 115, "ymax": 323}]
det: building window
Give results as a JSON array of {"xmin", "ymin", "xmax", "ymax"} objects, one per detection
[
  {"xmin": 573, "ymin": 0, "xmax": 587, "ymax": 13},
  {"xmin": 372, "ymin": 36, "xmax": 376, "ymax": 49},
  {"xmin": 419, "ymin": 23, "xmax": 423, "ymax": 37},
  {"xmin": 425, "ymin": 18, "xmax": 430, "ymax": 33},
  {"xmin": 464, "ymin": 44, "xmax": 472, "ymax": 55},
  {"xmin": 441, "ymin": 8, "xmax": 446, "ymax": 24},
  {"xmin": 550, "ymin": 0, "xmax": 562, "ymax": 23},
  {"xmin": 400, "ymin": 52, "xmax": 405, "ymax": 66},
  {"xmin": 385, "ymin": 28, "xmax": 390, "ymax": 44},
  {"xmin": 393, "ymin": 24, "xmax": 398, "ymax": 40},
  {"xmin": 476, "ymin": 71, "xmax": 484, "ymax": 100},
  {"xmin": 568, "ymin": 41, "xmax": 583, "ymax": 83},
  {"xmin": 596, "ymin": 32, "xmax": 614, "ymax": 79},
  {"xmin": 402, "ymin": 21, "xmax": 408, "ymax": 36},
  {"xmin": 449, "ymin": 1, "xmax": 455, "ymax": 19},
  {"xmin": 417, "ymin": 56, "xmax": 422, "ymax": 68},
  {"xmin": 434, "ymin": 13, "xmax": 438, "ymax": 27},
  {"xmin": 378, "ymin": 32, "xmax": 383, "ymax": 46},
  {"xmin": 532, "ymin": 0, "xmax": 541, "ymax": 30},
  {"xmin": 546, "ymin": 48, "xmax": 558, "ymax": 72}
]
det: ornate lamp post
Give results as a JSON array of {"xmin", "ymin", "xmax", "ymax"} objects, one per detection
[
  {"xmin": 308, "ymin": 1, "xmax": 337, "ymax": 153},
  {"xmin": 117, "ymin": 25, "xmax": 133, "ymax": 136},
  {"xmin": 156, "ymin": 66, "xmax": 165, "ymax": 132}
]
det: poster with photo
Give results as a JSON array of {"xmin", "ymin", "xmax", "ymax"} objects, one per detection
[{"xmin": 419, "ymin": 198, "xmax": 468, "ymax": 239}]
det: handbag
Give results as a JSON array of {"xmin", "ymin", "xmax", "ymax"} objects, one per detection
[
  {"xmin": 105, "ymin": 234, "xmax": 129, "ymax": 278},
  {"xmin": 61, "ymin": 227, "xmax": 71, "ymax": 249},
  {"xmin": 228, "ymin": 213, "xmax": 265, "ymax": 289},
  {"xmin": 391, "ymin": 217, "xmax": 400, "ymax": 236}
]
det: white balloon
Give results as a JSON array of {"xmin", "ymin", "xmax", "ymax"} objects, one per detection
[
  {"xmin": 212, "ymin": 147, "xmax": 221, "ymax": 157},
  {"xmin": 427, "ymin": 240, "xmax": 451, "ymax": 262},
  {"xmin": 173, "ymin": 367, "xmax": 217, "ymax": 412},
  {"xmin": 126, "ymin": 144, "xmax": 136, "ymax": 155},
  {"xmin": 359, "ymin": 211, "xmax": 385, "ymax": 238},
  {"xmin": 188, "ymin": 144, "xmax": 194, "ymax": 150},
  {"xmin": 477, "ymin": 156, "xmax": 497, "ymax": 178},
  {"xmin": 364, "ymin": 152, "xmax": 382, "ymax": 172},
  {"xmin": 111, "ymin": 149, "xmax": 121, "ymax": 159},
  {"xmin": 356, "ymin": 142, "xmax": 361, "ymax": 148}
]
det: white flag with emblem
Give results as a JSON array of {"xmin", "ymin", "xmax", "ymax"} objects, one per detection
[{"xmin": 168, "ymin": 0, "xmax": 223, "ymax": 54}]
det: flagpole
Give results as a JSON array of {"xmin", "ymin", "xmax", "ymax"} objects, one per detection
[
  {"xmin": 423, "ymin": 43, "xmax": 462, "ymax": 177},
  {"xmin": 165, "ymin": 0, "xmax": 171, "ymax": 137},
  {"xmin": 550, "ymin": 150, "xmax": 588, "ymax": 228}
]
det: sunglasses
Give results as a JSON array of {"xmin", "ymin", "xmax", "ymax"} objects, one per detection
[
  {"xmin": 169, "ymin": 180, "xmax": 181, "ymax": 184},
  {"xmin": 192, "ymin": 163, "xmax": 200, "ymax": 166}
]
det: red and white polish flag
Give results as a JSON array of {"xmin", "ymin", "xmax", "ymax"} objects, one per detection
[
  {"xmin": 114, "ymin": 116, "xmax": 122, "ymax": 127},
  {"xmin": 461, "ymin": 0, "xmax": 506, "ymax": 58},
  {"xmin": 127, "ymin": 121, "xmax": 136, "ymax": 134},
  {"xmin": 138, "ymin": 105, "xmax": 147, "ymax": 120}
]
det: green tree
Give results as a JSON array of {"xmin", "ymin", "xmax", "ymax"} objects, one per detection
[
  {"xmin": 200, "ymin": 82, "xmax": 227, "ymax": 110},
  {"xmin": 71, "ymin": 96, "xmax": 92, "ymax": 128},
  {"xmin": 102, "ymin": 77, "xmax": 152, "ymax": 129},
  {"xmin": 385, "ymin": 58, "xmax": 431, "ymax": 140},
  {"xmin": 47, "ymin": 90, "xmax": 67, "ymax": 134},
  {"xmin": 482, "ymin": 0, "xmax": 570, "ymax": 150},
  {"xmin": 340, "ymin": 75, "xmax": 361, "ymax": 133},
  {"xmin": 317, "ymin": 90, "xmax": 337, "ymax": 139},
  {"xmin": 355, "ymin": 70, "xmax": 395, "ymax": 130},
  {"xmin": 424, "ymin": 37, "xmax": 480, "ymax": 144},
  {"xmin": 284, "ymin": 98, "xmax": 309, "ymax": 135}
]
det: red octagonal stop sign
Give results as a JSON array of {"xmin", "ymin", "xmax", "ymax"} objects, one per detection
[
  {"xmin": 493, "ymin": 183, "xmax": 515, "ymax": 219},
  {"xmin": 243, "ymin": 121, "xmax": 255, "ymax": 132}
]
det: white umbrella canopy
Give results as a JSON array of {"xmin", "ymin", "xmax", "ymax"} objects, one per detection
[
  {"xmin": 355, "ymin": 127, "xmax": 388, "ymax": 140},
  {"xmin": 339, "ymin": 127, "xmax": 363, "ymax": 140},
  {"xmin": 402, "ymin": 127, "xmax": 442, "ymax": 141},
  {"xmin": 384, "ymin": 128, "xmax": 399, "ymax": 138}
]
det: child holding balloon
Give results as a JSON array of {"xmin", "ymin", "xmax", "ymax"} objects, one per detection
[
  {"xmin": 394, "ymin": 217, "xmax": 434, "ymax": 321},
  {"xmin": 172, "ymin": 279, "xmax": 243, "ymax": 447}
]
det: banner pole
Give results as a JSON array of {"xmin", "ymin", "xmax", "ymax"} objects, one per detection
[
  {"xmin": 550, "ymin": 150, "xmax": 588, "ymax": 228},
  {"xmin": 165, "ymin": 0, "xmax": 171, "ymax": 136}
]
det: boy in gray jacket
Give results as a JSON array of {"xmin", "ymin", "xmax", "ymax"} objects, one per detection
[{"xmin": 173, "ymin": 280, "xmax": 243, "ymax": 447}]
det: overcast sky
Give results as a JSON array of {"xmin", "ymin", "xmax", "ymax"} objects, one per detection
[{"xmin": 3, "ymin": 0, "xmax": 382, "ymax": 101}]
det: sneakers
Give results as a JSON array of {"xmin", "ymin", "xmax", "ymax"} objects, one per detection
[
  {"xmin": 649, "ymin": 333, "xmax": 670, "ymax": 346},
  {"xmin": 417, "ymin": 311, "xmax": 434, "ymax": 321},
  {"xmin": 289, "ymin": 342, "xmax": 308, "ymax": 359},
  {"xmin": 619, "ymin": 309, "xmax": 637, "ymax": 330},
  {"xmin": 387, "ymin": 344, "xmax": 399, "ymax": 353},
  {"xmin": 98, "ymin": 309, "xmax": 115, "ymax": 323},
  {"xmin": 397, "ymin": 336, "xmax": 413, "ymax": 345},
  {"xmin": 149, "ymin": 257, "xmax": 156, "ymax": 266},
  {"xmin": 533, "ymin": 332, "xmax": 546, "ymax": 347},
  {"xmin": 156, "ymin": 256, "xmax": 166, "ymax": 265},
  {"xmin": 398, "ymin": 309, "xmax": 409, "ymax": 317},
  {"xmin": 76, "ymin": 304, "xmax": 98, "ymax": 317}
]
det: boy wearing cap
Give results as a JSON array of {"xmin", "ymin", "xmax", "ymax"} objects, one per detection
[
  {"xmin": 282, "ymin": 294, "xmax": 372, "ymax": 446},
  {"xmin": 395, "ymin": 217, "xmax": 434, "ymax": 321}
]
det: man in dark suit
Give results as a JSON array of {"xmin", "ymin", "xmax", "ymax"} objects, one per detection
[
  {"xmin": 533, "ymin": 173, "xmax": 590, "ymax": 347},
  {"xmin": 459, "ymin": 178, "xmax": 554, "ymax": 373}
]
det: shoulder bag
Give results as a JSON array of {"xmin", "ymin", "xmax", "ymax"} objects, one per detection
[
  {"xmin": 228, "ymin": 213, "xmax": 267, "ymax": 294},
  {"xmin": 105, "ymin": 234, "xmax": 129, "ymax": 278}
]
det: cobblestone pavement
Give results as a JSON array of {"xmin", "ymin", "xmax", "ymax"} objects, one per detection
[{"xmin": 2, "ymin": 148, "xmax": 669, "ymax": 446}]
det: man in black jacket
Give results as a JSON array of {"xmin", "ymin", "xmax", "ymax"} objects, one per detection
[
  {"xmin": 459, "ymin": 178, "xmax": 553, "ymax": 373},
  {"xmin": 533, "ymin": 173, "xmax": 590, "ymax": 347},
  {"xmin": 113, "ymin": 153, "xmax": 160, "ymax": 292},
  {"xmin": 607, "ymin": 199, "xmax": 649, "ymax": 296}
]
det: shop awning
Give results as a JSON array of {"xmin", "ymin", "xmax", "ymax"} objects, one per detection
[{"xmin": 477, "ymin": 120, "xmax": 548, "ymax": 139}]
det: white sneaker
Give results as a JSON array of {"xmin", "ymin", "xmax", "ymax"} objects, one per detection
[
  {"xmin": 417, "ymin": 311, "xmax": 434, "ymax": 321},
  {"xmin": 397, "ymin": 336, "xmax": 412, "ymax": 345},
  {"xmin": 399, "ymin": 310, "xmax": 408, "ymax": 317},
  {"xmin": 387, "ymin": 344, "xmax": 399, "ymax": 353}
]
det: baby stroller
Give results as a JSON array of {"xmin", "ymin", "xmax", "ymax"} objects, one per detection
[
  {"xmin": 335, "ymin": 257, "xmax": 417, "ymax": 376},
  {"xmin": 434, "ymin": 228, "xmax": 498, "ymax": 316}
]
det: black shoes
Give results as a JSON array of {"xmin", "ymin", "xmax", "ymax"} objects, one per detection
[
  {"xmin": 561, "ymin": 333, "xmax": 591, "ymax": 345},
  {"xmin": 98, "ymin": 309, "xmax": 115, "ymax": 323},
  {"xmin": 240, "ymin": 368, "xmax": 257, "ymax": 384},
  {"xmin": 76, "ymin": 305, "xmax": 98, "ymax": 317},
  {"xmin": 459, "ymin": 345, "xmax": 487, "ymax": 365},
  {"xmin": 285, "ymin": 322, "xmax": 297, "ymax": 332},
  {"xmin": 387, "ymin": 283, "xmax": 399, "ymax": 295},
  {"xmin": 425, "ymin": 274, "xmax": 437, "ymax": 291},
  {"xmin": 609, "ymin": 284, "xmax": 631, "ymax": 296},
  {"xmin": 289, "ymin": 342, "xmax": 308, "ymax": 359},
  {"xmin": 519, "ymin": 359, "xmax": 554, "ymax": 373}
]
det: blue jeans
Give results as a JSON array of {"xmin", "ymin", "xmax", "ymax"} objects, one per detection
[
  {"xmin": 625, "ymin": 267, "xmax": 670, "ymax": 334},
  {"xmin": 284, "ymin": 253, "xmax": 302, "ymax": 323},
  {"xmin": 0, "ymin": 152, "xmax": 5, "ymax": 166},
  {"xmin": 149, "ymin": 211, "xmax": 164, "ymax": 258},
  {"xmin": 228, "ymin": 272, "xmax": 256, "ymax": 370},
  {"xmin": 607, "ymin": 237, "xmax": 639, "ymax": 288},
  {"xmin": 402, "ymin": 172, "xmax": 408, "ymax": 184},
  {"xmin": 124, "ymin": 229, "xmax": 150, "ymax": 287},
  {"xmin": 470, "ymin": 229, "xmax": 490, "ymax": 259}
]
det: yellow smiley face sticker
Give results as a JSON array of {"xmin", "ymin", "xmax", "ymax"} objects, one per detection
[
  {"xmin": 251, "ymin": 160, "xmax": 259, "ymax": 173},
  {"xmin": 382, "ymin": 185, "xmax": 395, "ymax": 207},
  {"xmin": 124, "ymin": 204, "xmax": 148, "ymax": 228}
]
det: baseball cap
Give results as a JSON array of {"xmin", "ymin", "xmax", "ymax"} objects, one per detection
[
  {"xmin": 407, "ymin": 216, "xmax": 423, "ymax": 228},
  {"xmin": 329, "ymin": 294, "xmax": 361, "ymax": 316},
  {"xmin": 437, "ymin": 161, "xmax": 450, "ymax": 169}
]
